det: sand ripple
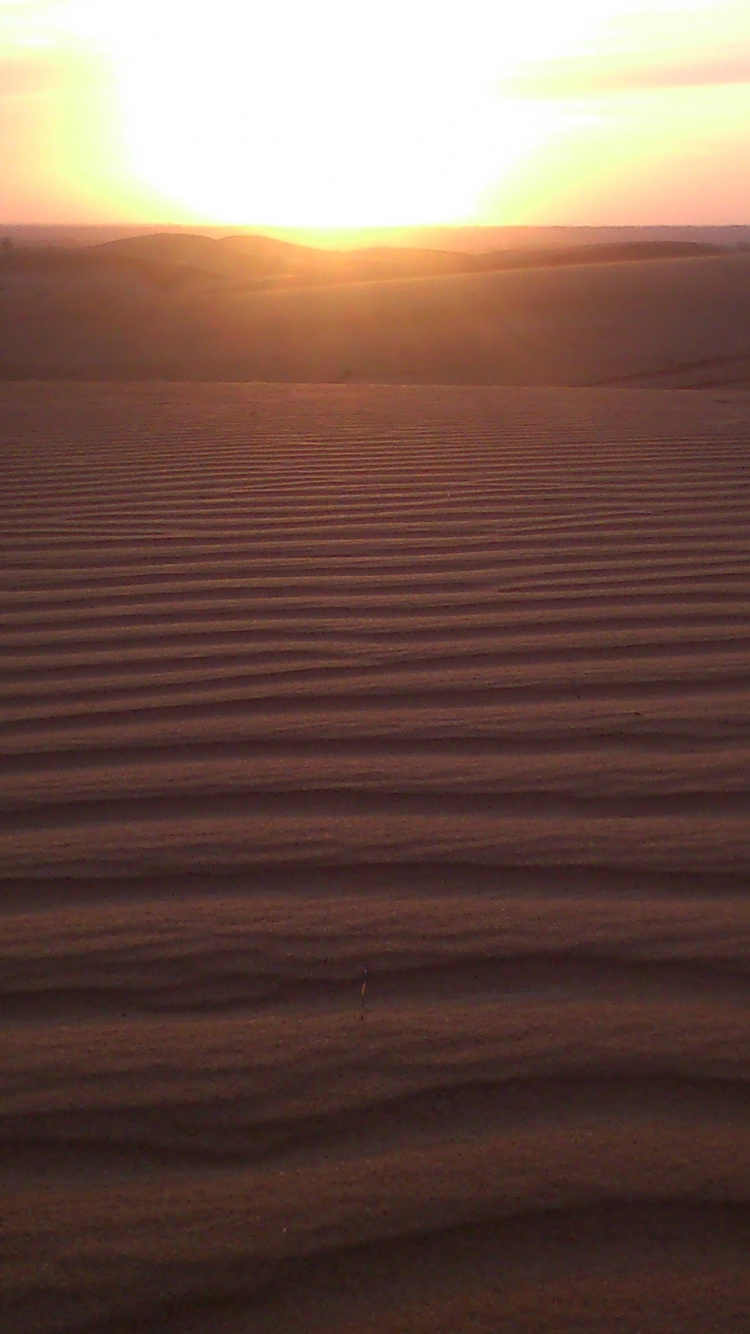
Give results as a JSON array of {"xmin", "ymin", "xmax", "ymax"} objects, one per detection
[{"xmin": 1, "ymin": 384, "xmax": 749, "ymax": 1332}]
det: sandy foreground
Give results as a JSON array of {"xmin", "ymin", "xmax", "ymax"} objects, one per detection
[{"xmin": 1, "ymin": 383, "xmax": 750, "ymax": 1332}]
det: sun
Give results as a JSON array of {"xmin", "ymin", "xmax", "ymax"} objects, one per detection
[
  {"xmin": 58, "ymin": 0, "xmax": 644, "ymax": 227},
  {"xmin": 107, "ymin": 1, "xmax": 557, "ymax": 226}
]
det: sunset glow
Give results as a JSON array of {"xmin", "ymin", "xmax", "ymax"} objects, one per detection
[{"xmin": 1, "ymin": 0, "xmax": 749, "ymax": 224}]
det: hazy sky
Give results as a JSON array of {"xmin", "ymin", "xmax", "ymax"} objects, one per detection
[{"xmin": 1, "ymin": 0, "xmax": 749, "ymax": 227}]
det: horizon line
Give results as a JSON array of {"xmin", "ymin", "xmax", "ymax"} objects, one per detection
[{"xmin": 3, "ymin": 220, "xmax": 750, "ymax": 231}]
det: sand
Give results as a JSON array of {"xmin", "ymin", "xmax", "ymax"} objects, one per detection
[
  {"xmin": 1, "ymin": 382, "xmax": 750, "ymax": 1332},
  {"xmin": 2, "ymin": 249, "xmax": 750, "ymax": 385}
]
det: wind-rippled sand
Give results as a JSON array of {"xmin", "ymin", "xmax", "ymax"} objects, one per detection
[{"xmin": 1, "ymin": 383, "xmax": 749, "ymax": 1332}]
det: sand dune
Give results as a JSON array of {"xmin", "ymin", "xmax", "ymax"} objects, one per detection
[
  {"xmin": 102, "ymin": 230, "xmax": 720, "ymax": 285},
  {"xmin": 1, "ymin": 247, "xmax": 749, "ymax": 384},
  {"xmin": 1, "ymin": 383, "xmax": 750, "ymax": 1332}
]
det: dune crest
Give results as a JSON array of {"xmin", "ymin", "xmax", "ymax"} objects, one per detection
[{"xmin": 1, "ymin": 241, "xmax": 749, "ymax": 385}]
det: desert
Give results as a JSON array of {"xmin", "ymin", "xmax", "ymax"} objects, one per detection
[
  {"xmin": 1, "ymin": 232, "xmax": 750, "ymax": 386},
  {"xmin": 1, "ymin": 235, "xmax": 750, "ymax": 1332}
]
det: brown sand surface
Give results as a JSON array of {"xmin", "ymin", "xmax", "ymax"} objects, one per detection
[
  {"xmin": 1, "ymin": 383, "xmax": 750, "ymax": 1332},
  {"xmin": 1, "ymin": 251, "xmax": 750, "ymax": 385}
]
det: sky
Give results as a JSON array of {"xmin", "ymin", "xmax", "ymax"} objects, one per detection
[{"xmin": 1, "ymin": 0, "xmax": 749, "ymax": 229}]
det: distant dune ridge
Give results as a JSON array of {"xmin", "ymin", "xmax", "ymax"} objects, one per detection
[
  {"xmin": 1, "ymin": 383, "xmax": 750, "ymax": 1332},
  {"xmin": 5, "ymin": 220, "xmax": 750, "ymax": 251},
  {"xmin": 1, "ymin": 230, "xmax": 750, "ymax": 384}
]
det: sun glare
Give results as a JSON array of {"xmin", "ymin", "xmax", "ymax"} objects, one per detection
[
  {"xmin": 48, "ymin": 0, "xmax": 744, "ymax": 227},
  {"xmin": 105, "ymin": 1, "xmax": 559, "ymax": 226}
]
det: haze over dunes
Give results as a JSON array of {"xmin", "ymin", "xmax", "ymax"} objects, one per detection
[
  {"xmin": 2, "ymin": 384, "xmax": 750, "ymax": 1332},
  {"xmin": 1, "ymin": 233, "xmax": 750, "ymax": 385}
]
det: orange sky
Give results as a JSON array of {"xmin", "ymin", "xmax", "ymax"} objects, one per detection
[{"xmin": 1, "ymin": 1, "xmax": 749, "ymax": 226}]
